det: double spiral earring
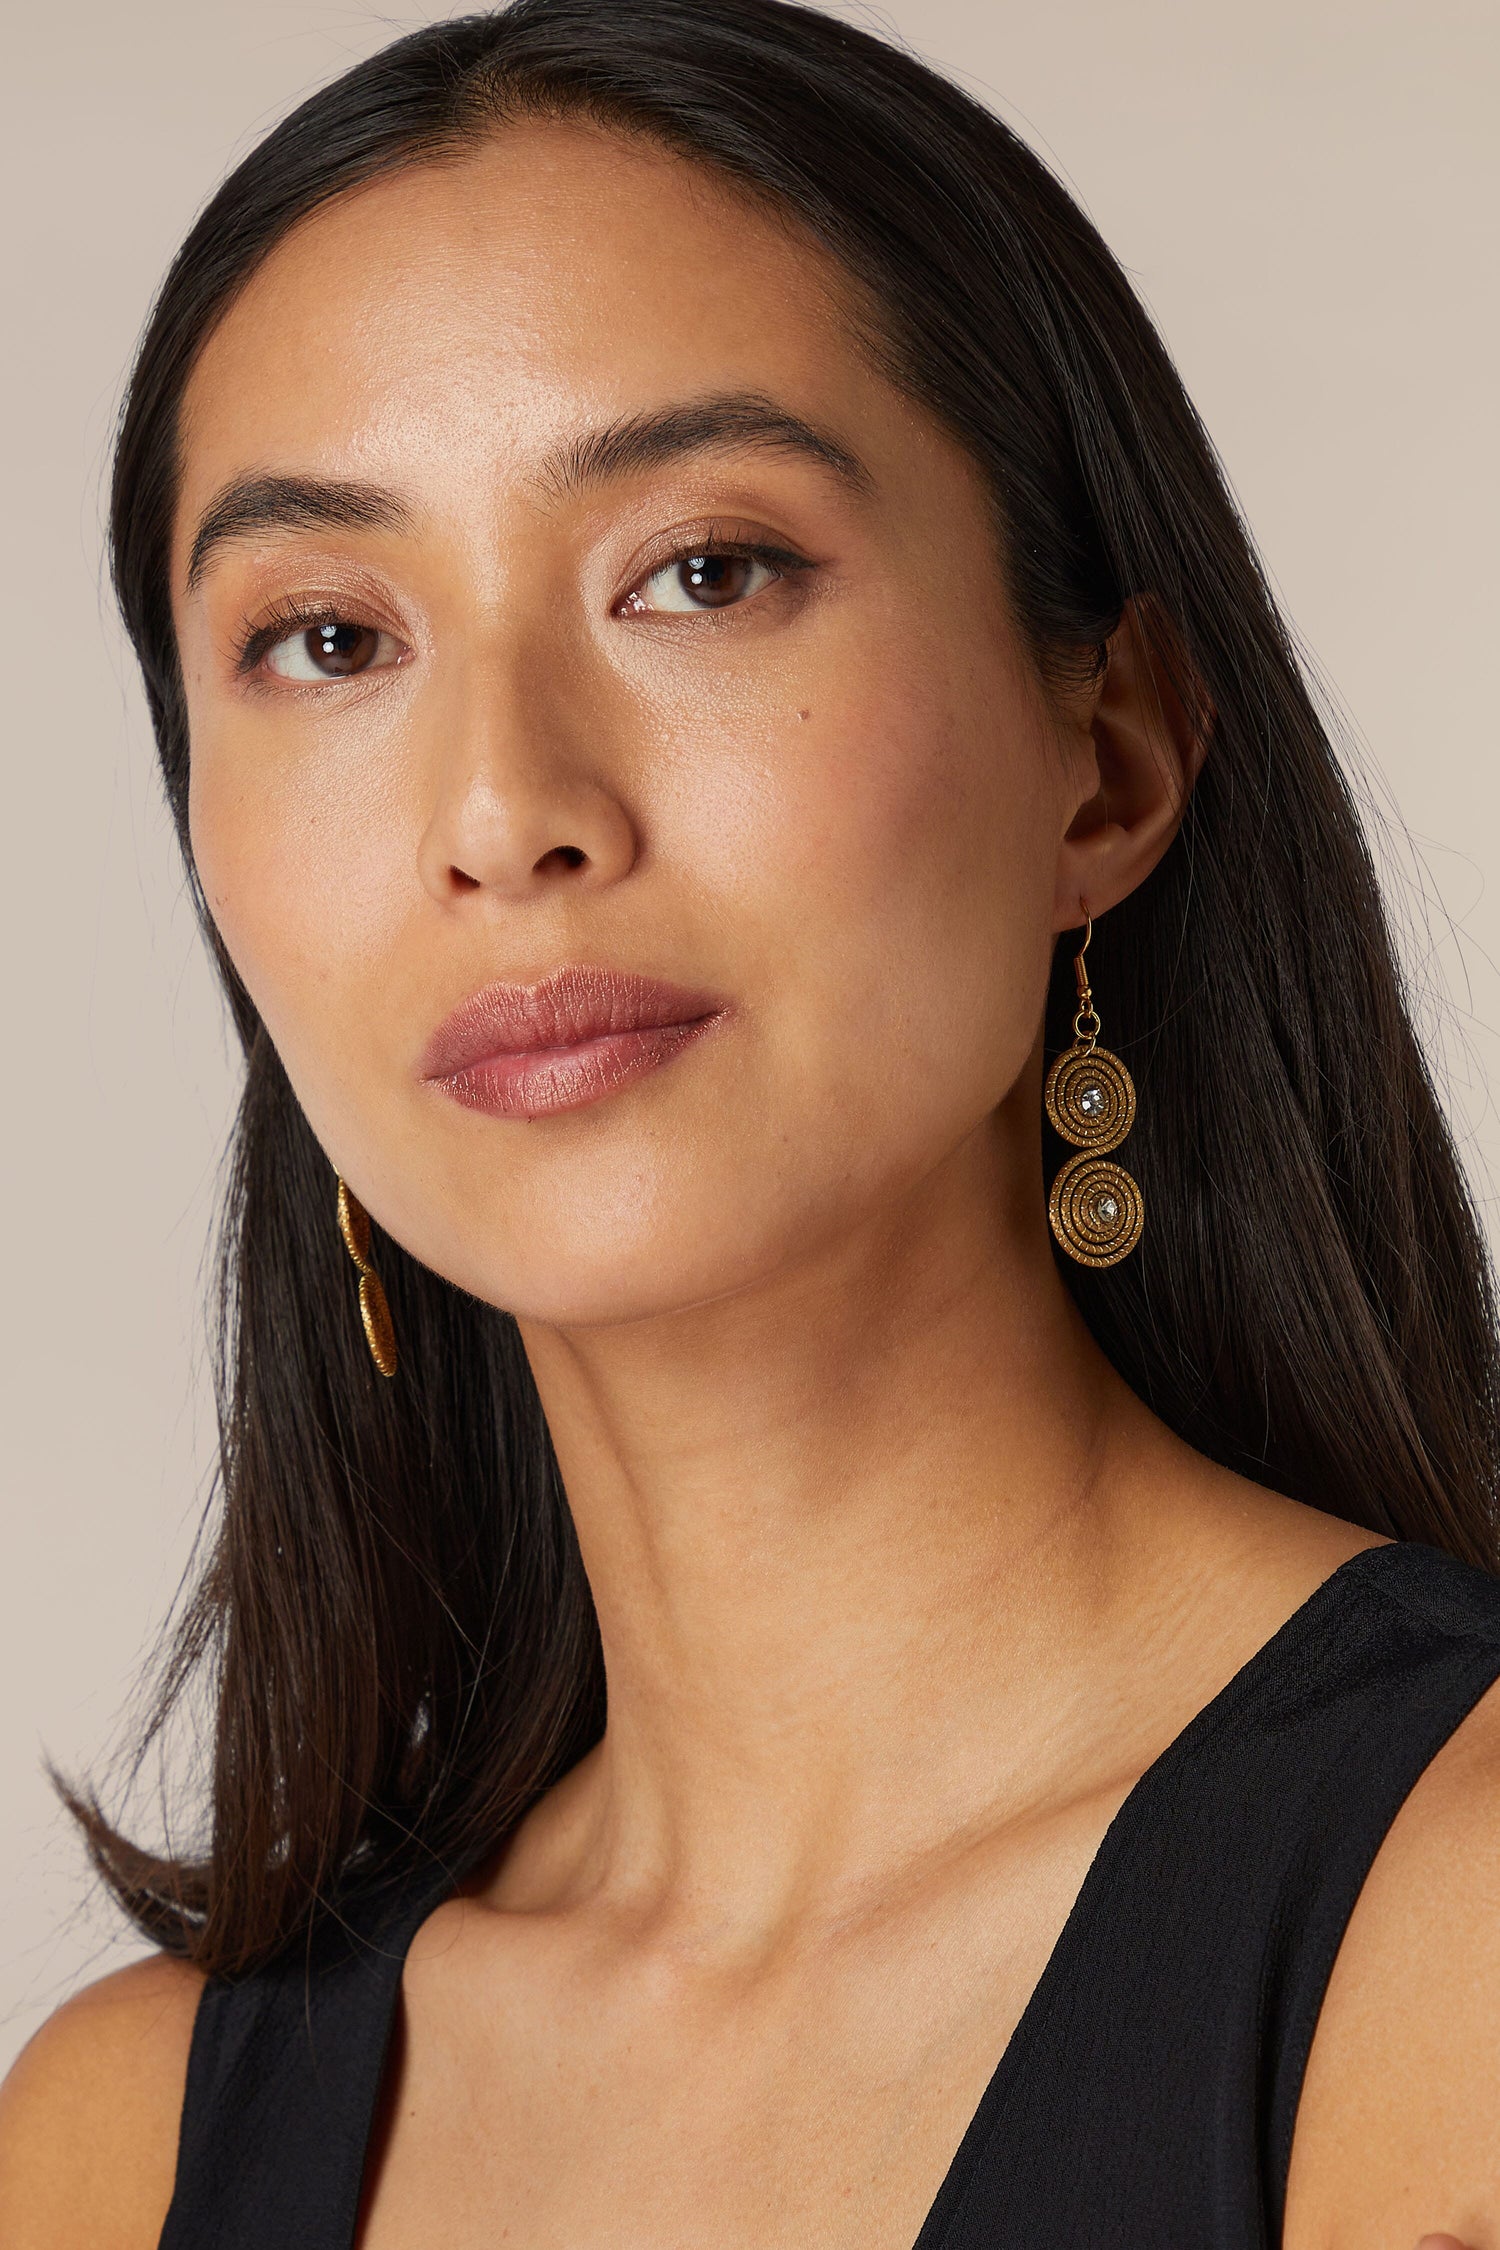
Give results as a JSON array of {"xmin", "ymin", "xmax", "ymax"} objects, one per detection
[
  {"xmin": 336, "ymin": 1178, "xmax": 399, "ymax": 1377},
  {"xmin": 1043, "ymin": 913, "xmax": 1144, "ymax": 1268}
]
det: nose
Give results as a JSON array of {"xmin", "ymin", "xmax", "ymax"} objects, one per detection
[{"xmin": 415, "ymin": 654, "xmax": 639, "ymax": 906}]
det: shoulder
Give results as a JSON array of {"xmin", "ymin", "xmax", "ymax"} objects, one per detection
[
  {"xmin": 1286, "ymin": 1630, "xmax": 1500, "ymax": 2249},
  {"xmin": 0, "ymin": 1953, "xmax": 205, "ymax": 2248}
]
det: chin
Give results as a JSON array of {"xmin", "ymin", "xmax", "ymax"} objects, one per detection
[{"xmin": 410, "ymin": 1194, "xmax": 796, "ymax": 1332}]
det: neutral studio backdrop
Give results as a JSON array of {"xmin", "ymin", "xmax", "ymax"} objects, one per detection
[{"xmin": 2, "ymin": 0, "xmax": 1497, "ymax": 2074}]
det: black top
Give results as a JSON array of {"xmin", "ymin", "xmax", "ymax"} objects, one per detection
[{"xmin": 158, "ymin": 1538, "xmax": 1500, "ymax": 2249}]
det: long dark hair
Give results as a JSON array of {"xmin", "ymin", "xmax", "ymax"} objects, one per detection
[{"xmin": 70, "ymin": 0, "xmax": 1500, "ymax": 1977}]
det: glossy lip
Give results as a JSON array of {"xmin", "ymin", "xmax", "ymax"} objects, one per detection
[{"xmin": 421, "ymin": 962, "xmax": 731, "ymax": 1120}]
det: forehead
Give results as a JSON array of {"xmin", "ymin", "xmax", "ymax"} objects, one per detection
[{"xmin": 176, "ymin": 118, "xmax": 889, "ymax": 525}]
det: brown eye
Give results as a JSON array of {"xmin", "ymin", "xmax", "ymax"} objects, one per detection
[
  {"xmin": 264, "ymin": 618, "xmax": 399, "ymax": 680},
  {"xmin": 631, "ymin": 549, "xmax": 780, "ymax": 614},
  {"xmin": 675, "ymin": 554, "xmax": 756, "ymax": 607}
]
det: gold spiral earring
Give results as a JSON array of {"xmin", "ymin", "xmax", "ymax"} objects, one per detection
[
  {"xmin": 336, "ymin": 1178, "xmax": 398, "ymax": 1377},
  {"xmin": 1044, "ymin": 912, "xmax": 1145, "ymax": 1268}
]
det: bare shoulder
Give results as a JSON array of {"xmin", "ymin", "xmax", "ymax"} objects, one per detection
[
  {"xmin": 1286, "ymin": 1652, "xmax": 1500, "ymax": 2250},
  {"xmin": 0, "ymin": 1952, "xmax": 205, "ymax": 2248}
]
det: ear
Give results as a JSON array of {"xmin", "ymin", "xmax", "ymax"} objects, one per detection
[{"xmin": 1052, "ymin": 594, "xmax": 1211, "ymax": 933}]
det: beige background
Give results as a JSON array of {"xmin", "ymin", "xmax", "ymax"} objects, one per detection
[{"xmin": 2, "ymin": 0, "xmax": 1496, "ymax": 2075}]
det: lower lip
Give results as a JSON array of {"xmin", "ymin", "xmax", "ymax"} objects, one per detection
[{"xmin": 431, "ymin": 1013, "xmax": 725, "ymax": 1119}]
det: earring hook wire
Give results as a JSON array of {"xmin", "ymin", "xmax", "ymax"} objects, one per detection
[{"xmin": 1071, "ymin": 900, "xmax": 1099, "ymax": 1044}]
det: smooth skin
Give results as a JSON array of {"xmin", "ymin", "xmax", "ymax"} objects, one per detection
[{"xmin": 3, "ymin": 120, "xmax": 1499, "ymax": 2249}]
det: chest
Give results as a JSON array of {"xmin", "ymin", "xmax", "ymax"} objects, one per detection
[
  {"xmin": 355, "ymin": 1818, "xmax": 1109, "ymax": 2250},
  {"xmin": 360, "ymin": 2015, "xmax": 996, "ymax": 2250}
]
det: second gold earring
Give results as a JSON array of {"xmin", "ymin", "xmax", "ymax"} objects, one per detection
[{"xmin": 336, "ymin": 1177, "xmax": 399, "ymax": 1378}]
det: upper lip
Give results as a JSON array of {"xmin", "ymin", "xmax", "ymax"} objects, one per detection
[{"xmin": 420, "ymin": 962, "xmax": 729, "ymax": 1077}]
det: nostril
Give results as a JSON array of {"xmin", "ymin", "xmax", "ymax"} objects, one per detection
[{"xmin": 538, "ymin": 844, "xmax": 587, "ymax": 873}]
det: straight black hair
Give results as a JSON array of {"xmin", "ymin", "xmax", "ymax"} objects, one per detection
[{"xmin": 72, "ymin": 0, "xmax": 1500, "ymax": 1976}]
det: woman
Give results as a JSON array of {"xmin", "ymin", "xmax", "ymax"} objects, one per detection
[{"xmin": 1, "ymin": 0, "xmax": 1497, "ymax": 2242}]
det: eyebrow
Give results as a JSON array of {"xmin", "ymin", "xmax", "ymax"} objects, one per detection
[
  {"xmin": 183, "ymin": 391, "xmax": 874, "ymax": 591},
  {"xmin": 535, "ymin": 390, "xmax": 875, "ymax": 504},
  {"xmin": 184, "ymin": 474, "xmax": 410, "ymax": 591}
]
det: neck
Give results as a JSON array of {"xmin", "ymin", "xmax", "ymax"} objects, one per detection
[{"xmin": 512, "ymin": 1101, "xmax": 1181, "ymax": 1931}]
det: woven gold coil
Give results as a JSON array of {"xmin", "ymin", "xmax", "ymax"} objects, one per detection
[
  {"xmin": 1043, "ymin": 1041, "xmax": 1136, "ymax": 1152},
  {"xmin": 337, "ymin": 1177, "xmax": 373, "ymax": 1270},
  {"xmin": 358, "ymin": 1270, "xmax": 399, "ymax": 1380},
  {"xmin": 1047, "ymin": 1150, "xmax": 1144, "ymax": 1268}
]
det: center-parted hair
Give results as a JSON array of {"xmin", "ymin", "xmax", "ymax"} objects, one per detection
[{"xmin": 75, "ymin": 0, "xmax": 1500, "ymax": 1976}]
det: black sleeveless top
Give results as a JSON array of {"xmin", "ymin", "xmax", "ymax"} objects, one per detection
[{"xmin": 158, "ymin": 1538, "xmax": 1500, "ymax": 2249}]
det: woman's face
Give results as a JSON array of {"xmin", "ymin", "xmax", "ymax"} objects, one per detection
[{"xmin": 172, "ymin": 119, "xmax": 1102, "ymax": 1324}]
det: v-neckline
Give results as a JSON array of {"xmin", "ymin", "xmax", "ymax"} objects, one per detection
[
  {"xmin": 905, "ymin": 1538, "xmax": 1392, "ymax": 2250},
  {"xmin": 378, "ymin": 1541, "xmax": 1393, "ymax": 2250}
]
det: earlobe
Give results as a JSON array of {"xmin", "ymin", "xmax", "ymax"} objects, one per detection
[{"xmin": 1051, "ymin": 594, "xmax": 1210, "ymax": 932}]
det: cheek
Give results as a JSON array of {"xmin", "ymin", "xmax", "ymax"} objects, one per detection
[
  {"xmin": 746, "ymin": 654, "xmax": 1062, "ymax": 1142},
  {"xmin": 186, "ymin": 709, "xmax": 410, "ymax": 1084}
]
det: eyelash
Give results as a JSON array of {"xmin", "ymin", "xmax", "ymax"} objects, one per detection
[
  {"xmin": 231, "ymin": 533, "xmax": 814, "ymax": 678},
  {"xmin": 234, "ymin": 598, "xmax": 353, "ymax": 676},
  {"xmin": 629, "ymin": 529, "xmax": 815, "ymax": 605}
]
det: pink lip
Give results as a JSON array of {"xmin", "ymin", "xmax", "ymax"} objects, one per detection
[{"xmin": 421, "ymin": 962, "xmax": 730, "ymax": 1119}]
